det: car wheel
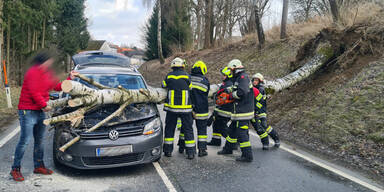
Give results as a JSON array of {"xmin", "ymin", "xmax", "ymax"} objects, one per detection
[{"xmin": 53, "ymin": 129, "xmax": 65, "ymax": 169}]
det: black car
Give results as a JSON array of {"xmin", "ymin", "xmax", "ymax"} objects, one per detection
[{"xmin": 52, "ymin": 65, "xmax": 163, "ymax": 169}]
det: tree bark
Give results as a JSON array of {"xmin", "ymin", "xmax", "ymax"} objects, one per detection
[
  {"xmin": 6, "ymin": 13, "xmax": 10, "ymax": 76},
  {"xmin": 41, "ymin": 19, "xmax": 45, "ymax": 48},
  {"xmin": 204, "ymin": 0, "xmax": 213, "ymax": 49},
  {"xmin": 254, "ymin": 5, "xmax": 265, "ymax": 48},
  {"xmin": 0, "ymin": 0, "xmax": 3, "ymax": 88},
  {"xmin": 264, "ymin": 43, "xmax": 333, "ymax": 93},
  {"xmin": 280, "ymin": 0, "xmax": 289, "ymax": 39},
  {"xmin": 157, "ymin": 0, "xmax": 164, "ymax": 64},
  {"xmin": 329, "ymin": 0, "xmax": 340, "ymax": 23}
]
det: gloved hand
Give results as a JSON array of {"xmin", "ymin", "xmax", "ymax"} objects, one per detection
[{"xmin": 226, "ymin": 86, "xmax": 234, "ymax": 93}]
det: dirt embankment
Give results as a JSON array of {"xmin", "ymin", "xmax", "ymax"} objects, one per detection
[{"xmin": 140, "ymin": 10, "xmax": 384, "ymax": 181}]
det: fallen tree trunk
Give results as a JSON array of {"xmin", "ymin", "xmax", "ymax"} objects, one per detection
[{"xmin": 46, "ymin": 42, "xmax": 332, "ymax": 152}]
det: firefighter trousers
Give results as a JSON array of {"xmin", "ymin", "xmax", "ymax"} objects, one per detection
[
  {"xmin": 251, "ymin": 117, "xmax": 269, "ymax": 146},
  {"xmin": 253, "ymin": 116, "xmax": 279, "ymax": 142},
  {"xmin": 211, "ymin": 116, "xmax": 230, "ymax": 144},
  {"xmin": 178, "ymin": 119, "xmax": 208, "ymax": 151},
  {"xmin": 164, "ymin": 112, "xmax": 195, "ymax": 155},
  {"xmin": 224, "ymin": 120, "xmax": 253, "ymax": 158}
]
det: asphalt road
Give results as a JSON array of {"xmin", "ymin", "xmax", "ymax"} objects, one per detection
[{"xmin": 0, "ymin": 109, "xmax": 382, "ymax": 192}]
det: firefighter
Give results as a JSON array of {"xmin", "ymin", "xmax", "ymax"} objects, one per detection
[
  {"xmin": 207, "ymin": 67, "xmax": 233, "ymax": 146},
  {"xmin": 218, "ymin": 59, "xmax": 254, "ymax": 162},
  {"xmin": 178, "ymin": 61, "xmax": 210, "ymax": 157},
  {"xmin": 251, "ymin": 73, "xmax": 280, "ymax": 148},
  {"xmin": 162, "ymin": 57, "xmax": 195, "ymax": 159}
]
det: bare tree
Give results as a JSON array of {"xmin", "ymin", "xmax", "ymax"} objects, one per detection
[
  {"xmin": 204, "ymin": 0, "xmax": 214, "ymax": 49},
  {"xmin": 143, "ymin": 0, "xmax": 164, "ymax": 64},
  {"xmin": 329, "ymin": 0, "xmax": 340, "ymax": 23},
  {"xmin": 281, "ymin": 0, "xmax": 289, "ymax": 39}
]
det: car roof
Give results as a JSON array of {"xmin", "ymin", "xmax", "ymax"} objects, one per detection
[
  {"xmin": 75, "ymin": 50, "xmax": 125, "ymax": 57},
  {"xmin": 72, "ymin": 50, "xmax": 130, "ymax": 67},
  {"xmin": 76, "ymin": 66, "xmax": 141, "ymax": 76}
]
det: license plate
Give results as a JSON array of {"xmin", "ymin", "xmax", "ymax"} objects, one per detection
[{"xmin": 96, "ymin": 145, "xmax": 133, "ymax": 157}]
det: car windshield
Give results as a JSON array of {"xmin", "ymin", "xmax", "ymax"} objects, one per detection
[
  {"xmin": 73, "ymin": 55, "xmax": 130, "ymax": 66},
  {"xmin": 79, "ymin": 74, "xmax": 146, "ymax": 89}
]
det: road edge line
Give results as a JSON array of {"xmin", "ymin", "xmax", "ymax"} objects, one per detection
[
  {"xmin": 153, "ymin": 162, "xmax": 177, "ymax": 192},
  {"xmin": 249, "ymin": 131, "xmax": 384, "ymax": 192},
  {"xmin": 0, "ymin": 126, "xmax": 20, "ymax": 148}
]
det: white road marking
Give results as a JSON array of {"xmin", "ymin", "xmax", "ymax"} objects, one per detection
[
  {"xmin": 249, "ymin": 131, "xmax": 384, "ymax": 192},
  {"xmin": 153, "ymin": 162, "xmax": 177, "ymax": 192},
  {"xmin": 0, "ymin": 126, "xmax": 20, "ymax": 148}
]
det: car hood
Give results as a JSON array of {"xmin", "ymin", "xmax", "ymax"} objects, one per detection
[{"xmin": 56, "ymin": 103, "xmax": 158, "ymax": 132}]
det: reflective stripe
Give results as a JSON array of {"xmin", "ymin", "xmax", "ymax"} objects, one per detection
[
  {"xmin": 256, "ymin": 102, "xmax": 263, "ymax": 109},
  {"xmin": 266, "ymin": 126, "xmax": 273, "ymax": 133},
  {"xmin": 214, "ymin": 108, "xmax": 232, "ymax": 118},
  {"xmin": 162, "ymin": 80, "xmax": 167, "ymax": 87},
  {"xmin": 231, "ymin": 112, "xmax": 254, "ymax": 120},
  {"xmin": 198, "ymin": 135, "xmax": 208, "ymax": 141},
  {"xmin": 189, "ymin": 83, "xmax": 192, "ymax": 89},
  {"xmin": 212, "ymin": 133, "xmax": 222, "ymax": 139},
  {"xmin": 251, "ymin": 118, "xmax": 256, "ymax": 123},
  {"xmin": 259, "ymin": 132, "xmax": 268, "ymax": 139},
  {"xmin": 226, "ymin": 136, "xmax": 237, "ymax": 143},
  {"xmin": 164, "ymin": 138, "xmax": 174, "ymax": 144},
  {"xmin": 240, "ymin": 125, "xmax": 248, "ymax": 129},
  {"xmin": 232, "ymin": 91, "xmax": 240, "ymax": 99},
  {"xmin": 240, "ymin": 141, "xmax": 251, "ymax": 148},
  {"xmin": 185, "ymin": 140, "xmax": 196, "ymax": 147},
  {"xmin": 176, "ymin": 118, "xmax": 182, "ymax": 128},
  {"xmin": 191, "ymin": 76, "xmax": 203, "ymax": 82},
  {"xmin": 164, "ymin": 106, "xmax": 193, "ymax": 113},
  {"xmin": 164, "ymin": 103, "xmax": 192, "ymax": 109},
  {"xmin": 179, "ymin": 133, "xmax": 184, "ymax": 137},
  {"xmin": 182, "ymin": 90, "xmax": 186, "ymax": 106},
  {"xmin": 258, "ymin": 113, "xmax": 267, "ymax": 117},
  {"xmin": 167, "ymin": 75, "xmax": 189, "ymax": 80},
  {"xmin": 191, "ymin": 84, "xmax": 207, "ymax": 92},
  {"xmin": 195, "ymin": 113, "xmax": 209, "ymax": 120},
  {"xmin": 171, "ymin": 90, "xmax": 175, "ymax": 106},
  {"xmin": 256, "ymin": 93, "xmax": 263, "ymax": 101},
  {"xmin": 191, "ymin": 82, "xmax": 208, "ymax": 91}
]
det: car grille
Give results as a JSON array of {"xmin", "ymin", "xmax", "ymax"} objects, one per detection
[
  {"xmin": 82, "ymin": 153, "xmax": 145, "ymax": 166},
  {"xmin": 80, "ymin": 126, "xmax": 143, "ymax": 140}
]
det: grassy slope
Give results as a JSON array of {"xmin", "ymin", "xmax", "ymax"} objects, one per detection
[{"xmin": 139, "ymin": 4, "xmax": 384, "ymax": 179}]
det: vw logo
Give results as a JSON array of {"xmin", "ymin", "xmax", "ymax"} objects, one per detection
[{"xmin": 109, "ymin": 130, "xmax": 119, "ymax": 140}]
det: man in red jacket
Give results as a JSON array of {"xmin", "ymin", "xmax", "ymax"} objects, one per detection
[{"xmin": 10, "ymin": 51, "xmax": 77, "ymax": 181}]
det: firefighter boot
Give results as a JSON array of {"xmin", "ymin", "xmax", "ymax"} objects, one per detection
[
  {"xmin": 177, "ymin": 139, "xmax": 185, "ymax": 154},
  {"xmin": 217, "ymin": 143, "xmax": 233, "ymax": 155},
  {"xmin": 236, "ymin": 147, "xmax": 253, "ymax": 162},
  {"xmin": 232, "ymin": 143, "xmax": 239, "ymax": 150},
  {"xmin": 269, "ymin": 128, "xmax": 280, "ymax": 148},
  {"xmin": 261, "ymin": 137, "xmax": 269, "ymax": 150},
  {"xmin": 198, "ymin": 149, "xmax": 208, "ymax": 157}
]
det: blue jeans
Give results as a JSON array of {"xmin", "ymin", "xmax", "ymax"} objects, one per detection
[{"xmin": 12, "ymin": 110, "xmax": 46, "ymax": 169}]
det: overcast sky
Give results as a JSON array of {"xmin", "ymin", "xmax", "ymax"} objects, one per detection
[{"xmin": 85, "ymin": 0, "xmax": 283, "ymax": 49}]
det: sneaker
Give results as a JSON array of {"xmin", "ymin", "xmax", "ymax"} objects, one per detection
[
  {"xmin": 10, "ymin": 168, "xmax": 24, "ymax": 182},
  {"xmin": 33, "ymin": 166, "xmax": 53, "ymax": 175}
]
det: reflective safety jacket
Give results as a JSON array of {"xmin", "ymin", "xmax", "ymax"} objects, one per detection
[
  {"xmin": 254, "ymin": 84, "xmax": 267, "ymax": 117},
  {"xmin": 190, "ymin": 68, "xmax": 210, "ymax": 119},
  {"xmin": 214, "ymin": 77, "xmax": 233, "ymax": 118},
  {"xmin": 162, "ymin": 68, "xmax": 192, "ymax": 113},
  {"xmin": 231, "ymin": 70, "xmax": 254, "ymax": 120}
]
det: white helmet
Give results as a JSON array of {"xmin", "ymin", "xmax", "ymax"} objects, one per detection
[
  {"xmin": 227, "ymin": 59, "xmax": 244, "ymax": 70},
  {"xmin": 252, "ymin": 73, "xmax": 264, "ymax": 82},
  {"xmin": 171, "ymin": 57, "xmax": 186, "ymax": 68}
]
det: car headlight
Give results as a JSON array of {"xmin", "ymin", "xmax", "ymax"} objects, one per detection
[{"xmin": 143, "ymin": 117, "xmax": 161, "ymax": 135}]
